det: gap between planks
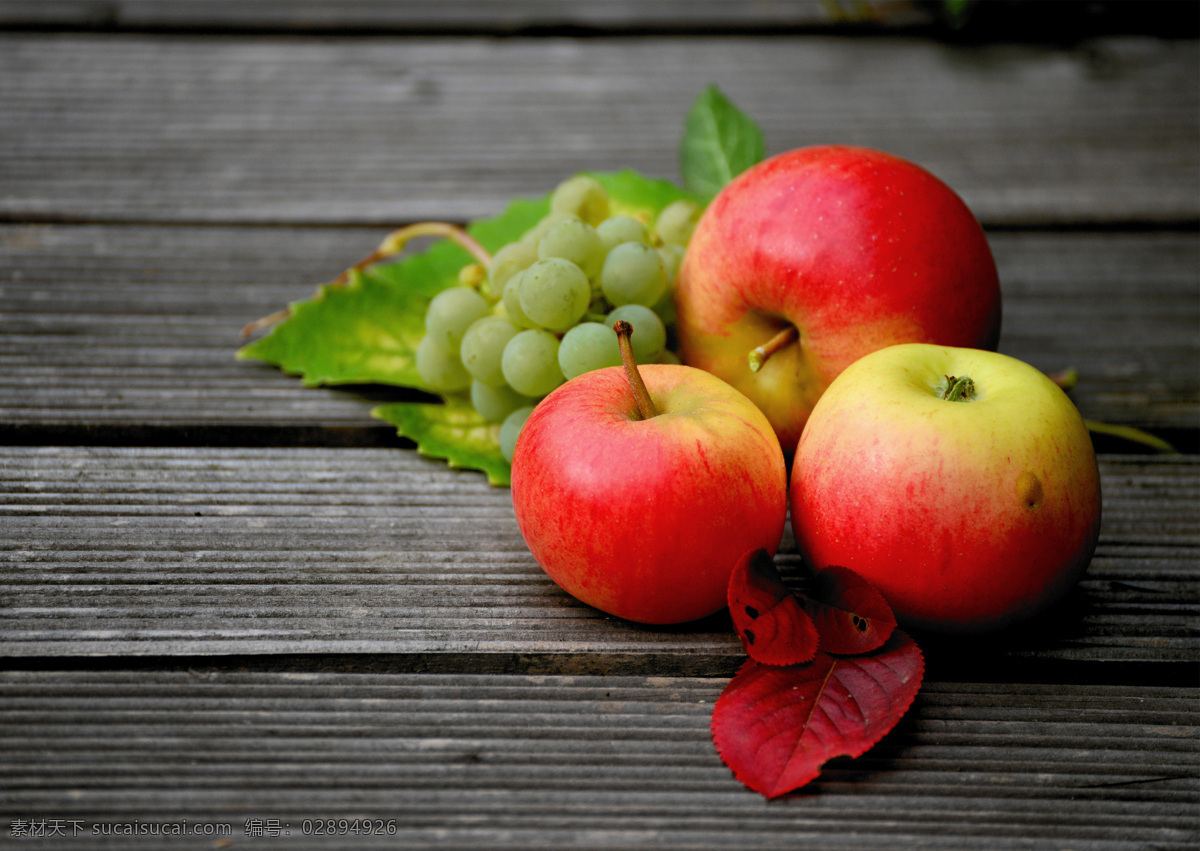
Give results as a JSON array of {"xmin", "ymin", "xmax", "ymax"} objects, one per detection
[
  {"xmin": 0, "ymin": 670, "xmax": 1196, "ymax": 850},
  {"xmin": 0, "ymin": 447, "xmax": 1196, "ymax": 676}
]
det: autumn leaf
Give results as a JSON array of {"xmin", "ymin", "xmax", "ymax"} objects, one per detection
[
  {"xmin": 805, "ymin": 565, "xmax": 898, "ymax": 655},
  {"xmin": 727, "ymin": 548, "xmax": 818, "ymax": 666},
  {"xmin": 711, "ymin": 631, "xmax": 924, "ymax": 799}
]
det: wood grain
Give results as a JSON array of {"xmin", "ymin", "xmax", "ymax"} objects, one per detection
[
  {"xmin": 2, "ymin": 0, "xmax": 1189, "ymax": 36},
  {"xmin": 2, "ymin": 228, "xmax": 1196, "ymax": 439},
  {"xmin": 0, "ymin": 0, "xmax": 853, "ymax": 31},
  {"xmin": 1, "ymin": 447, "xmax": 1194, "ymax": 669},
  {"xmin": 1, "ymin": 35, "xmax": 1195, "ymax": 227},
  {"xmin": 0, "ymin": 13, "xmax": 1196, "ymax": 845},
  {"xmin": 1, "ymin": 670, "xmax": 1195, "ymax": 849}
]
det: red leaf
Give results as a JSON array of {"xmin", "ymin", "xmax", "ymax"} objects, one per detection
[
  {"xmin": 805, "ymin": 565, "xmax": 898, "ymax": 655},
  {"xmin": 711, "ymin": 630, "xmax": 924, "ymax": 799},
  {"xmin": 728, "ymin": 548, "xmax": 818, "ymax": 666}
]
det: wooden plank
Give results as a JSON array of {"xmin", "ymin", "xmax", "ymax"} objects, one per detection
[
  {"xmin": 994, "ymin": 231, "xmax": 1200, "ymax": 442},
  {"xmin": 1, "ymin": 671, "xmax": 1196, "ymax": 849},
  {"xmin": 0, "ymin": 35, "xmax": 1195, "ymax": 227},
  {"xmin": 0, "ymin": 224, "xmax": 399, "ymax": 440},
  {"xmin": 0, "ymin": 0, "xmax": 856, "ymax": 31},
  {"xmin": 0, "ymin": 0, "xmax": 1190, "ymax": 36},
  {"xmin": 1, "ymin": 447, "xmax": 1195, "ymax": 669},
  {"xmin": 2, "ymin": 227, "xmax": 1195, "ymax": 438}
]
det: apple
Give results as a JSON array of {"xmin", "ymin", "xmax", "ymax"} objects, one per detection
[
  {"xmin": 789, "ymin": 343, "xmax": 1102, "ymax": 634},
  {"xmin": 510, "ymin": 322, "xmax": 788, "ymax": 625},
  {"xmin": 675, "ymin": 145, "xmax": 1002, "ymax": 452}
]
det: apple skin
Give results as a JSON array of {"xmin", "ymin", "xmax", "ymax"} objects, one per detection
[
  {"xmin": 510, "ymin": 364, "xmax": 787, "ymax": 625},
  {"xmin": 790, "ymin": 343, "xmax": 1101, "ymax": 634},
  {"xmin": 676, "ymin": 145, "xmax": 1002, "ymax": 453}
]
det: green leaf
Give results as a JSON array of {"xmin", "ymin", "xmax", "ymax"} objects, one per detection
[
  {"xmin": 373, "ymin": 397, "xmax": 511, "ymax": 486},
  {"xmin": 942, "ymin": 0, "xmax": 978, "ymax": 29},
  {"xmin": 236, "ymin": 267, "xmax": 430, "ymax": 388},
  {"xmin": 238, "ymin": 168, "xmax": 691, "ymax": 484},
  {"xmin": 679, "ymin": 84, "xmax": 766, "ymax": 201},
  {"xmin": 237, "ymin": 198, "xmax": 550, "ymax": 390},
  {"xmin": 468, "ymin": 195, "xmax": 550, "ymax": 252},
  {"xmin": 588, "ymin": 169, "xmax": 701, "ymax": 218}
]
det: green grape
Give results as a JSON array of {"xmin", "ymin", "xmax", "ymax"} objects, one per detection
[
  {"xmin": 585, "ymin": 292, "xmax": 612, "ymax": 326},
  {"xmin": 651, "ymin": 292, "xmax": 676, "ymax": 328},
  {"xmin": 607, "ymin": 304, "xmax": 666, "ymax": 363},
  {"xmin": 499, "ymin": 405, "xmax": 536, "ymax": 463},
  {"xmin": 521, "ymin": 210, "xmax": 578, "ymax": 246},
  {"xmin": 502, "ymin": 329, "xmax": 564, "ymax": 397},
  {"xmin": 596, "ymin": 215, "xmax": 649, "ymax": 252},
  {"xmin": 460, "ymin": 315, "xmax": 520, "ymax": 387},
  {"xmin": 424, "ymin": 286, "xmax": 490, "ymax": 354},
  {"xmin": 558, "ymin": 322, "xmax": 622, "ymax": 380},
  {"xmin": 502, "ymin": 270, "xmax": 538, "ymax": 329},
  {"xmin": 656, "ymin": 348, "xmax": 682, "ymax": 365},
  {"xmin": 653, "ymin": 244, "xmax": 685, "ymax": 328},
  {"xmin": 600, "ymin": 242, "xmax": 668, "ymax": 308},
  {"xmin": 458, "ymin": 262, "xmax": 487, "ymax": 289},
  {"xmin": 658, "ymin": 243, "xmax": 686, "ymax": 282},
  {"xmin": 538, "ymin": 217, "xmax": 606, "ymax": 280},
  {"xmin": 519, "ymin": 258, "xmax": 591, "ymax": 332},
  {"xmin": 489, "ymin": 240, "xmax": 538, "ymax": 293},
  {"xmin": 550, "ymin": 175, "xmax": 610, "ymax": 226},
  {"xmin": 656, "ymin": 199, "xmax": 703, "ymax": 246},
  {"xmin": 471, "ymin": 380, "xmax": 532, "ymax": 423},
  {"xmin": 415, "ymin": 333, "xmax": 472, "ymax": 392}
]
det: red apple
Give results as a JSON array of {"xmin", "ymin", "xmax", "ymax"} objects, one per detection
[
  {"xmin": 511, "ymin": 322, "xmax": 788, "ymax": 624},
  {"xmin": 675, "ymin": 145, "xmax": 1002, "ymax": 452},
  {"xmin": 790, "ymin": 343, "xmax": 1102, "ymax": 634}
]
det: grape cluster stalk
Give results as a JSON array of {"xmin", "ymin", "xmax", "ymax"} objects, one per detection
[{"xmin": 414, "ymin": 175, "xmax": 701, "ymax": 461}]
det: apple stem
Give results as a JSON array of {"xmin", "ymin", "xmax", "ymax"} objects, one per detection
[
  {"xmin": 748, "ymin": 325, "xmax": 799, "ymax": 372},
  {"xmin": 614, "ymin": 320, "xmax": 660, "ymax": 420},
  {"xmin": 939, "ymin": 374, "xmax": 976, "ymax": 402}
]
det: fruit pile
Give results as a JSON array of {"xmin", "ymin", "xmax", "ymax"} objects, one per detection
[
  {"xmin": 413, "ymin": 175, "xmax": 701, "ymax": 462},
  {"xmin": 510, "ymin": 145, "xmax": 1099, "ymax": 637},
  {"xmin": 240, "ymin": 85, "xmax": 1103, "ymax": 638},
  {"xmin": 240, "ymin": 85, "xmax": 1110, "ymax": 800}
]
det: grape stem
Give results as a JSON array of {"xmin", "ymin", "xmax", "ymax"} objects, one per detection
[
  {"xmin": 1046, "ymin": 367, "xmax": 1079, "ymax": 390},
  {"xmin": 614, "ymin": 320, "xmax": 660, "ymax": 420},
  {"xmin": 241, "ymin": 222, "xmax": 493, "ymax": 337},
  {"xmin": 748, "ymin": 325, "xmax": 798, "ymax": 372}
]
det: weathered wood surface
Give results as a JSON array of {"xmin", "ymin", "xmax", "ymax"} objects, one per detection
[
  {"xmin": 1, "ymin": 447, "xmax": 1195, "ymax": 671},
  {"xmin": 2, "ymin": 0, "xmax": 1191, "ymax": 36},
  {"xmin": 1, "ymin": 34, "xmax": 1196, "ymax": 227},
  {"xmin": 2, "ymin": 228, "xmax": 1196, "ymax": 443},
  {"xmin": 1, "ymin": 671, "xmax": 1196, "ymax": 850},
  {"xmin": 0, "ymin": 5, "xmax": 1197, "ymax": 846},
  {"xmin": 0, "ymin": 0, "xmax": 858, "ymax": 31}
]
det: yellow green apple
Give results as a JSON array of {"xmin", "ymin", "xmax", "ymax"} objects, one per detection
[{"xmin": 790, "ymin": 343, "xmax": 1102, "ymax": 633}]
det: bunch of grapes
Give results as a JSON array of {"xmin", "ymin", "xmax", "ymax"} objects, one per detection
[{"xmin": 415, "ymin": 175, "xmax": 701, "ymax": 461}]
